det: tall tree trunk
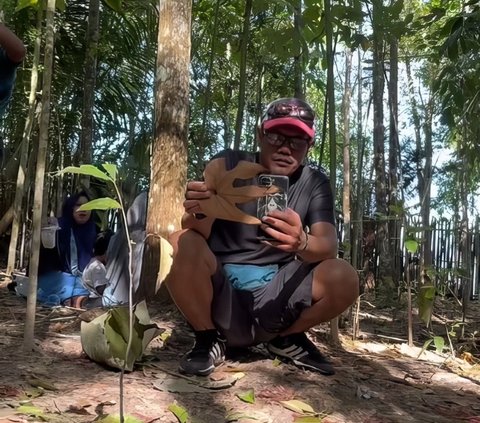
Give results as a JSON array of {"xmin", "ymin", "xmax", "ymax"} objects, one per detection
[
  {"xmin": 199, "ymin": 0, "xmax": 221, "ymax": 155},
  {"xmin": 342, "ymin": 49, "xmax": 352, "ymax": 262},
  {"xmin": 388, "ymin": 36, "xmax": 400, "ymax": 286},
  {"xmin": 405, "ymin": 59, "xmax": 433, "ymax": 285},
  {"xmin": 141, "ymin": 0, "xmax": 191, "ymax": 300},
  {"xmin": 24, "ymin": 0, "xmax": 56, "ymax": 351},
  {"xmin": 293, "ymin": 0, "xmax": 303, "ymax": 99},
  {"xmin": 324, "ymin": 0, "xmax": 339, "ymax": 344},
  {"xmin": 233, "ymin": 0, "xmax": 252, "ymax": 150},
  {"xmin": 7, "ymin": 7, "xmax": 42, "ymax": 276},
  {"xmin": 351, "ymin": 46, "xmax": 364, "ymax": 274},
  {"xmin": 78, "ymin": 0, "xmax": 100, "ymax": 185},
  {"xmin": 371, "ymin": 0, "xmax": 391, "ymax": 296},
  {"xmin": 460, "ymin": 124, "xmax": 471, "ymax": 334}
]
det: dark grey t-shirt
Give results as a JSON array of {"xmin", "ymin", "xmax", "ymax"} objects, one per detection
[{"xmin": 207, "ymin": 149, "xmax": 335, "ymax": 265}]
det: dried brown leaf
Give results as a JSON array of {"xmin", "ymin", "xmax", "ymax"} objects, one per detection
[{"xmin": 199, "ymin": 159, "xmax": 278, "ymax": 224}]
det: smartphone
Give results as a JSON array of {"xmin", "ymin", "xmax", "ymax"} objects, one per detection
[{"xmin": 257, "ymin": 175, "xmax": 289, "ymax": 240}]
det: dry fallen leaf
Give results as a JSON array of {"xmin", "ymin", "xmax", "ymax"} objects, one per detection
[{"xmin": 198, "ymin": 158, "xmax": 278, "ymax": 224}]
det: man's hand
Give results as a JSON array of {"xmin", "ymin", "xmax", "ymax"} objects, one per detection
[
  {"xmin": 183, "ymin": 181, "xmax": 214, "ymax": 215},
  {"xmin": 259, "ymin": 208, "xmax": 306, "ymax": 253}
]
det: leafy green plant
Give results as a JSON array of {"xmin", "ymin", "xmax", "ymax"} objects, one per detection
[
  {"xmin": 418, "ymin": 335, "xmax": 446, "ymax": 358},
  {"xmin": 56, "ymin": 163, "xmax": 134, "ymax": 423}
]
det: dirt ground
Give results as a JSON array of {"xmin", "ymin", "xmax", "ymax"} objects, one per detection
[{"xmin": 1, "ymin": 281, "xmax": 480, "ymax": 423}]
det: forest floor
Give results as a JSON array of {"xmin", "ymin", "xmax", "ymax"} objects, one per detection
[{"xmin": 0, "ymin": 276, "xmax": 480, "ymax": 423}]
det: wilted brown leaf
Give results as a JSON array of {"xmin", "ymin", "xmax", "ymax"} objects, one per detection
[
  {"xmin": 256, "ymin": 385, "xmax": 296, "ymax": 403},
  {"xmin": 198, "ymin": 159, "xmax": 278, "ymax": 224}
]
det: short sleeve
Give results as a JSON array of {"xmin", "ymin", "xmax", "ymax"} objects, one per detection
[{"xmin": 306, "ymin": 177, "xmax": 336, "ymax": 226}]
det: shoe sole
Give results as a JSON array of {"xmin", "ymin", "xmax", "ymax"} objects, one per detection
[
  {"xmin": 267, "ymin": 345, "xmax": 335, "ymax": 376},
  {"xmin": 178, "ymin": 355, "xmax": 225, "ymax": 377},
  {"xmin": 178, "ymin": 363, "xmax": 215, "ymax": 376}
]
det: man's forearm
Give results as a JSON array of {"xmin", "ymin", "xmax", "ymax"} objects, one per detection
[{"xmin": 0, "ymin": 24, "xmax": 26, "ymax": 63}]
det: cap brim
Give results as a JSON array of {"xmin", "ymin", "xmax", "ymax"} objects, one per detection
[{"xmin": 263, "ymin": 117, "xmax": 314, "ymax": 139}]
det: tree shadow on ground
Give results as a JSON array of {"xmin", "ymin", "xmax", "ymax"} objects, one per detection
[
  {"xmin": 1, "ymin": 287, "xmax": 479, "ymax": 423},
  {"xmin": 150, "ymin": 319, "xmax": 480, "ymax": 423}
]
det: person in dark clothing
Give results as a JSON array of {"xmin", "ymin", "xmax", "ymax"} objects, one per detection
[
  {"xmin": 0, "ymin": 21, "xmax": 25, "ymax": 117},
  {"xmin": 37, "ymin": 192, "xmax": 97, "ymax": 307},
  {"xmin": 166, "ymin": 98, "xmax": 359, "ymax": 377}
]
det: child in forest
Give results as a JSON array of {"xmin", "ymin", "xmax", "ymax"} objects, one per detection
[{"xmin": 81, "ymin": 231, "xmax": 113, "ymax": 308}]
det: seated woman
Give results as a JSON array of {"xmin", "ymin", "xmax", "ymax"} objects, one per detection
[{"xmin": 37, "ymin": 191, "xmax": 97, "ymax": 307}]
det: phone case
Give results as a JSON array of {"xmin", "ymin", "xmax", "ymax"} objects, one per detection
[{"xmin": 257, "ymin": 174, "xmax": 289, "ymax": 220}]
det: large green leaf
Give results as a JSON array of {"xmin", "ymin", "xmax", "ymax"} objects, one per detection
[
  {"xmin": 102, "ymin": 163, "xmax": 118, "ymax": 181},
  {"xmin": 168, "ymin": 404, "xmax": 189, "ymax": 423},
  {"xmin": 418, "ymin": 285, "xmax": 436, "ymax": 326},
  {"xmin": 405, "ymin": 239, "xmax": 418, "ymax": 254},
  {"xmin": 15, "ymin": 0, "xmax": 38, "ymax": 12},
  {"xmin": 57, "ymin": 165, "xmax": 113, "ymax": 182},
  {"xmin": 80, "ymin": 302, "xmax": 162, "ymax": 371},
  {"xmin": 433, "ymin": 336, "xmax": 445, "ymax": 354},
  {"xmin": 78, "ymin": 198, "xmax": 122, "ymax": 211},
  {"xmin": 236, "ymin": 389, "xmax": 255, "ymax": 404},
  {"xmin": 56, "ymin": 0, "xmax": 66, "ymax": 12}
]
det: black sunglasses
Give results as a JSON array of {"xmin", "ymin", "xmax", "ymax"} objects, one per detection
[
  {"xmin": 263, "ymin": 132, "xmax": 311, "ymax": 151},
  {"xmin": 266, "ymin": 102, "xmax": 315, "ymax": 127}
]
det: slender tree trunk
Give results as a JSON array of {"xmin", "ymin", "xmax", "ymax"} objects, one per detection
[
  {"xmin": 24, "ymin": 0, "xmax": 56, "ymax": 351},
  {"xmin": 460, "ymin": 123, "xmax": 471, "ymax": 335},
  {"xmin": 371, "ymin": 0, "xmax": 391, "ymax": 296},
  {"xmin": 78, "ymin": 0, "xmax": 100, "ymax": 183},
  {"xmin": 233, "ymin": 0, "xmax": 252, "ymax": 150},
  {"xmin": 342, "ymin": 49, "xmax": 352, "ymax": 261},
  {"xmin": 388, "ymin": 37, "xmax": 400, "ymax": 286},
  {"xmin": 293, "ymin": 0, "xmax": 303, "ymax": 99},
  {"xmin": 406, "ymin": 59, "xmax": 434, "ymax": 285},
  {"xmin": 324, "ymin": 0, "xmax": 339, "ymax": 344},
  {"xmin": 141, "ymin": 0, "xmax": 191, "ymax": 300},
  {"xmin": 352, "ymin": 46, "xmax": 364, "ymax": 274},
  {"xmin": 7, "ymin": 7, "xmax": 42, "ymax": 276}
]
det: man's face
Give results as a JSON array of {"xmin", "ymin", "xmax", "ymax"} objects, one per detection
[
  {"xmin": 258, "ymin": 127, "xmax": 311, "ymax": 176},
  {"xmin": 73, "ymin": 195, "xmax": 91, "ymax": 225}
]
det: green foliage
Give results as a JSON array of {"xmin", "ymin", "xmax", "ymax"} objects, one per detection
[
  {"xmin": 418, "ymin": 284, "xmax": 436, "ymax": 326},
  {"xmin": 15, "ymin": 0, "xmax": 38, "ymax": 12},
  {"xmin": 418, "ymin": 335, "xmax": 445, "ymax": 358},
  {"xmin": 78, "ymin": 197, "xmax": 121, "ymax": 211},
  {"xmin": 81, "ymin": 302, "xmax": 162, "ymax": 371},
  {"xmin": 405, "ymin": 239, "xmax": 418, "ymax": 254},
  {"xmin": 236, "ymin": 389, "xmax": 255, "ymax": 404},
  {"xmin": 168, "ymin": 403, "xmax": 189, "ymax": 423},
  {"xmin": 56, "ymin": 164, "xmax": 116, "ymax": 182}
]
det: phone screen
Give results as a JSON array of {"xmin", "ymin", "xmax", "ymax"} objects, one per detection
[{"xmin": 257, "ymin": 174, "xmax": 289, "ymax": 240}]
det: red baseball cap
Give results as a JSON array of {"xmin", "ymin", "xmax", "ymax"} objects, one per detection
[{"xmin": 261, "ymin": 98, "xmax": 315, "ymax": 140}]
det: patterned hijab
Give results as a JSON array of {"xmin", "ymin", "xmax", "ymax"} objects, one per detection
[{"xmin": 57, "ymin": 191, "xmax": 97, "ymax": 273}]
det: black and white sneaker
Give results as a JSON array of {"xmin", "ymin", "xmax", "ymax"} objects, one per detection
[
  {"xmin": 267, "ymin": 332, "xmax": 335, "ymax": 376},
  {"xmin": 179, "ymin": 329, "xmax": 226, "ymax": 376}
]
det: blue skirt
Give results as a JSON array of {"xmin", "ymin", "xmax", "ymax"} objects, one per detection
[{"xmin": 37, "ymin": 271, "xmax": 90, "ymax": 306}]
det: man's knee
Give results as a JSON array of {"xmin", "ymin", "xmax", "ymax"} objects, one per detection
[
  {"xmin": 313, "ymin": 259, "xmax": 359, "ymax": 306},
  {"xmin": 168, "ymin": 229, "xmax": 217, "ymax": 274}
]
